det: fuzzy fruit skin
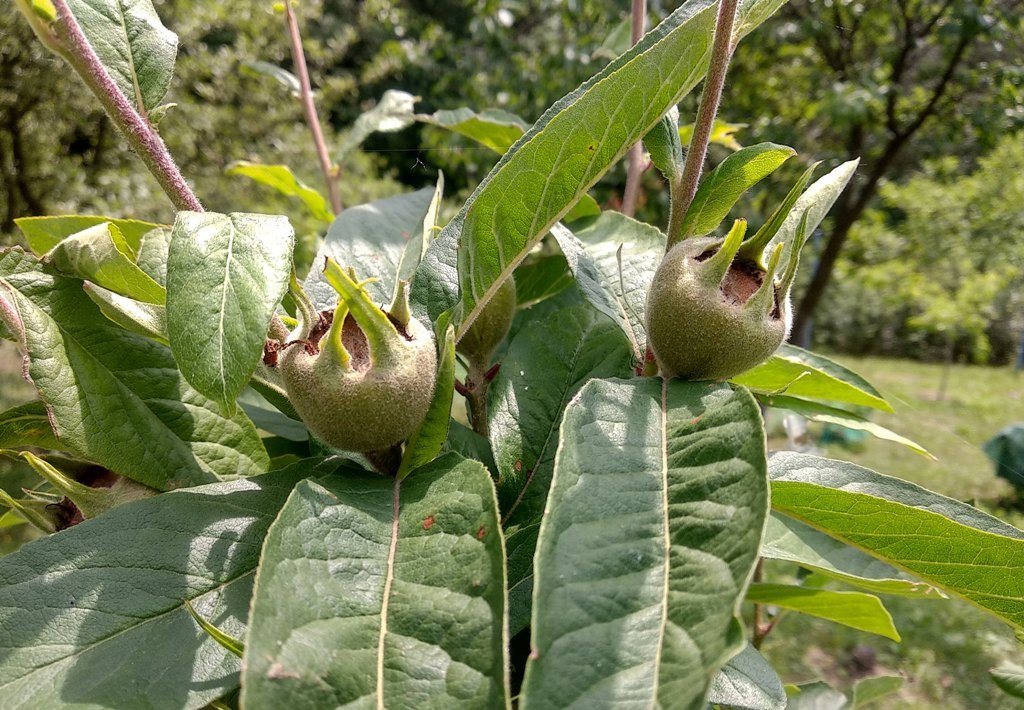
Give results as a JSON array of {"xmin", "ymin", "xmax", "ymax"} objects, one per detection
[
  {"xmin": 646, "ymin": 236, "xmax": 791, "ymax": 381},
  {"xmin": 458, "ymin": 278, "xmax": 516, "ymax": 365},
  {"xmin": 280, "ymin": 316, "xmax": 437, "ymax": 452}
]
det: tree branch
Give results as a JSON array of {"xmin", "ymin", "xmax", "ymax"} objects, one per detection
[
  {"xmin": 284, "ymin": 2, "xmax": 342, "ymax": 216},
  {"xmin": 667, "ymin": 0, "xmax": 740, "ymax": 249},
  {"xmin": 47, "ymin": 0, "xmax": 202, "ymax": 212},
  {"xmin": 620, "ymin": 0, "xmax": 647, "ymax": 217}
]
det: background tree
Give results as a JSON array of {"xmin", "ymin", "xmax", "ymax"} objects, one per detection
[{"xmin": 725, "ymin": 0, "xmax": 1024, "ymax": 345}]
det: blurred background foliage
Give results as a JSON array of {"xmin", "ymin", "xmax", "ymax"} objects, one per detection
[{"xmin": 1, "ymin": 0, "xmax": 1022, "ymax": 364}]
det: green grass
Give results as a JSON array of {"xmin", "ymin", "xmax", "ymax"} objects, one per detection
[{"xmin": 763, "ymin": 355, "xmax": 1024, "ymax": 709}]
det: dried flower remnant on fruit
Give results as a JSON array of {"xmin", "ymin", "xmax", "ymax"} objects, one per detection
[{"xmin": 279, "ymin": 264, "xmax": 437, "ymax": 453}]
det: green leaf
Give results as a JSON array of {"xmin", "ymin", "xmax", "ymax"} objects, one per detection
[
  {"xmin": 395, "ymin": 172, "xmax": 444, "ymax": 302},
  {"xmin": 0, "ymin": 464, "xmax": 314, "ymax": 710},
  {"xmin": 15, "ymin": 215, "xmax": 165, "ymax": 256},
  {"xmin": 43, "ymin": 222, "xmax": 165, "ymax": 303},
  {"xmin": 185, "ymin": 599, "xmax": 245, "ymax": 659},
  {"xmin": 443, "ymin": 419, "xmax": 497, "ymax": 476},
  {"xmin": 226, "ymin": 162, "xmax": 334, "ymax": 223},
  {"xmin": 167, "ymin": 212, "xmax": 294, "ymax": 415},
  {"xmin": 0, "ymin": 248, "xmax": 269, "ymax": 489},
  {"xmin": 708, "ymin": 644, "xmax": 787, "ymax": 710},
  {"xmin": 768, "ymin": 159, "xmax": 859, "ymax": 259},
  {"xmin": 571, "ymin": 211, "xmax": 667, "ymax": 359},
  {"xmin": 241, "ymin": 454, "xmax": 508, "ymax": 709},
  {"xmin": 786, "ymin": 681, "xmax": 848, "ymax": 710},
  {"xmin": 0, "ymin": 401, "xmax": 65, "ymax": 452},
  {"xmin": 851, "ymin": 675, "xmax": 902, "ymax": 708},
  {"xmin": 522, "ymin": 378, "xmax": 768, "ymax": 709},
  {"xmin": 67, "ymin": 0, "xmax": 177, "ymax": 112},
  {"xmin": 425, "ymin": 106, "xmax": 529, "ymax": 153},
  {"xmin": 489, "ymin": 302, "xmax": 634, "ymax": 530},
  {"xmin": 759, "ymin": 394, "xmax": 931, "ymax": 457},
  {"xmin": 336, "ymin": 89, "xmax": 418, "ymax": 158},
  {"xmin": 990, "ymin": 662, "xmax": 1024, "ymax": 699},
  {"xmin": 680, "ymin": 143, "xmax": 796, "ymax": 238},
  {"xmin": 451, "ymin": 0, "xmax": 786, "ymax": 339},
  {"xmin": 761, "ymin": 513, "xmax": 942, "ymax": 598},
  {"xmin": 307, "ymin": 189, "xmax": 435, "ymax": 310},
  {"xmin": 746, "ymin": 583, "xmax": 900, "ymax": 641},
  {"xmin": 733, "ymin": 345, "xmax": 892, "ymax": 412},
  {"xmin": 644, "ymin": 106, "xmax": 684, "ymax": 184},
  {"xmin": 240, "ymin": 60, "xmax": 300, "ymax": 95},
  {"xmin": 514, "ymin": 253, "xmax": 574, "ymax": 308},
  {"xmin": 0, "ymin": 510, "xmax": 26, "ymax": 530},
  {"xmin": 679, "ymin": 118, "xmax": 746, "ymax": 151},
  {"xmin": 397, "ymin": 319, "xmax": 456, "ymax": 478},
  {"xmin": 770, "ymin": 451, "xmax": 1024, "ymax": 629},
  {"xmin": 506, "ymin": 523, "xmax": 539, "ymax": 637},
  {"xmin": 82, "ymin": 280, "xmax": 168, "ymax": 343},
  {"xmin": 135, "ymin": 226, "xmax": 171, "ymax": 286}
]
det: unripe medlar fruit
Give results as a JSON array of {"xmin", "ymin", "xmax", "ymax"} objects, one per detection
[
  {"xmin": 280, "ymin": 261, "xmax": 437, "ymax": 452},
  {"xmin": 457, "ymin": 278, "xmax": 516, "ymax": 365},
  {"xmin": 646, "ymin": 219, "xmax": 799, "ymax": 381}
]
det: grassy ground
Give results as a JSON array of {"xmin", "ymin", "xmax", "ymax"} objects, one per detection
[
  {"xmin": 2, "ymin": 344, "xmax": 1023, "ymax": 706},
  {"xmin": 762, "ymin": 355, "xmax": 1024, "ymax": 709}
]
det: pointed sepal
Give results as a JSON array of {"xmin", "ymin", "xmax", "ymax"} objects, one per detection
[{"xmin": 700, "ymin": 219, "xmax": 747, "ymax": 287}]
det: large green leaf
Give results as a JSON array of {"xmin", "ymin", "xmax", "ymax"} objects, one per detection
[
  {"xmin": 679, "ymin": 143, "xmax": 795, "ymax": 238},
  {"xmin": 489, "ymin": 301, "xmax": 634, "ymax": 531},
  {"xmin": 44, "ymin": 222, "xmax": 165, "ymax": 304},
  {"xmin": 447, "ymin": 0, "xmax": 786, "ymax": 338},
  {"xmin": 733, "ymin": 345, "xmax": 892, "ymax": 412},
  {"xmin": 226, "ymin": 162, "xmax": 334, "ymax": 223},
  {"xmin": 0, "ymin": 248, "xmax": 268, "ymax": 489},
  {"xmin": 522, "ymin": 378, "xmax": 768, "ymax": 709},
  {"xmin": 167, "ymin": 212, "xmax": 294, "ymax": 414},
  {"xmin": 306, "ymin": 189, "xmax": 435, "ymax": 310},
  {"xmin": 67, "ymin": 0, "xmax": 177, "ymax": 112},
  {"xmin": 0, "ymin": 464, "xmax": 315, "ymax": 710},
  {"xmin": 570, "ymin": 212, "xmax": 667, "ymax": 359},
  {"xmin": 708, "ymin": 644, "xmax": 786, "ymax": 710},
  {"xmin": 761, "ymin": 513, "xmax": 942, "ymax": 598},
  {"xmin": 241, "ymin": 454, "xmax": 508, "ymax": 709},
  {"xmin": 746, "ymin": 583, "xmax": 900, "ymax": 641},
  {"xmin": 770, "ymin": 452, "xmax": 1024, "ymax": 629},
  {"xmin": 15, "ymin": 215, "xmax": 165, "ymax": 255}
]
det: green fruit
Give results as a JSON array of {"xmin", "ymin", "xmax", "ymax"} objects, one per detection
[
  {"xmin": 457, "ymin": 278, "xmax": 517, "ymax": 365},
  {"xmin": 280, "ymin": 262, "xmax": 437, "ymax": 453},
  {"xmin": 646, "ymin": 219, "xmax": 799, "ymax": 381}
]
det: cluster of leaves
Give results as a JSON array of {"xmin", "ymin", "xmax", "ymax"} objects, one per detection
[{"xmin": 2, "ymin": 1, "xmax": 1024, "ymax": 709}]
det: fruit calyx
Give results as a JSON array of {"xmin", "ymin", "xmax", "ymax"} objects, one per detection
[
  {"xmin": 279, "ymin": 261, "xmax": 437, "ymax": 455},
  {"xmin": 646, "ymin": 217, "xmax": 803, "ymax": 381}
]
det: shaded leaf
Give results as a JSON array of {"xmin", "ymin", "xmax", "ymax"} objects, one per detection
[
  {"xmin": 786, "ymin": 681, "xmax": 848, "ymax": 710},
  {"xmin": 761, "ymin": 513, "xmax": 942, "ymax": 598},
  {"xmin": 644, "ymin": 106, "xmax": 684, "ymax": 183},
  {"xmin": 241, "ymin": 454, "xmax": 508, "ymax": 709},
  {"xmin": 307, "ymin": 189, "xmax": 435, "ymax": 310},
  {"xmin": 0, "ymin": 464, "xmax": 315, "ymax": 710},
  {"xmin": 709, "ymin": 644, "xmax": 787, "ymax": 710},
  {"xmin": 82, "ymin": 280, "xmax": 168, "ymax": 343},
  {"xmin": 522, "ymin": 378, "xmax": 768, "ymax": 709},
  {"xmin": 167, "ymin": 212, "xmax": 294, "ymax": 414},
  {"xmin": 990, "ymin": 662, "xmax": 1024, "ymax": 699},
  {"xmin": 336, "ymin": 89, "xmax": 418, "ymax": 158},
  {"xmin": 851, "ymin": 675, "xmax": 903, "ymax": 708},
  {"xmin": 489, "ymin": 302, "xmax": 634, "ymax": 530},
  {"xmin": 514, "ymin": 252, "xmax": 573, "ymax": 308},
  {"xmin": 240, "ymin": 60, "xmax": 300, "ymax": 95},
  {"xmin": 0, "ymin": 401, "xmax": 64, "ymax": 452}
]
